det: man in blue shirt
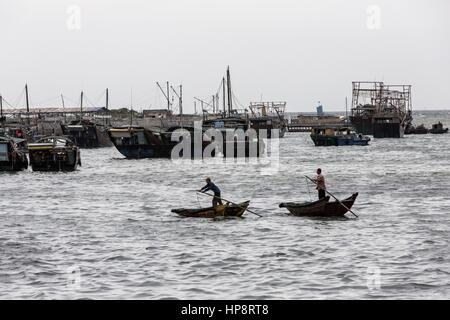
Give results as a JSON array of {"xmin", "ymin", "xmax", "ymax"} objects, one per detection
[{"xmin": 199, "ymin": 177, "xmax": 223, "ymax": 207}]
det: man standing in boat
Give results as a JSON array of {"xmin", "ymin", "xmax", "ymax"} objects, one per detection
[
  {"xmin": 199, "ymin": 177, "xmax": 223, "ymax": 207},
  {"xmin": 314, "ymin": 168, "xmax": 326, "ymax": 199}
]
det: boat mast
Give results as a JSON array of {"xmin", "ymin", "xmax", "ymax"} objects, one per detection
[
  {"xmin": 156, "ymin": 81, "xmax": 171, "ymax": 112},
  {"xmin": 171, "ymin": 84, "xmax": 183, "ymax": 126},
  {"xmin": 222, "ymin": 77, "xmax": 226, "ymax": 117},
  {"xmin": 130, "ymin": 88, "xmax": 133, "ymax": 126},
  {"xmin": 80, "ymin": 91, "xmax": 84, "ymax": 120},
  {"xmin": 166, "ymin": 81, "xmax": 170, "ymax": 111},
  {"xmin": 61, "ymin": 94, "xmax": 66, "ymax": 122},
  {"xmin": 226, "ymin": 66, "xmax": 232, "ymax": 117},
  {"xmin": 0, "ymin": 95, "xmax": 3, "ymax": 128},
  {"xmin": 25, "ymin": 84, "xmax": 30, "ymax": 125},
  {"xmin": 345, "ymin": 96, "xmax": 348, "ymax": 124},
  {"xmin": 179, "ymin": 85, "xmax": 183, "ymax": 116},
  {"xmin": 106, "ymin": 88, "xmax": 109, "ymax": 109}
]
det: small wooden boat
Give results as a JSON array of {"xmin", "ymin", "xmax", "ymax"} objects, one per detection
[
  {"xmin": 279, "ymin": 193, "xmax": 358, "ymax": 217},
  {"xmin": 172, "ymin": 201, "xmax": 250, "ymax": 218}
]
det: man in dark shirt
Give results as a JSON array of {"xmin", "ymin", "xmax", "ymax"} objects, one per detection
[{"xmin": 199, "ymin": 177, "xmax": 223, "ymax": 207}]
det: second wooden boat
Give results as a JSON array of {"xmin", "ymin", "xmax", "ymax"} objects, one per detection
[
  {"xmin": 172, "ymin": 201, "xmax": 250, "ymax": 218},
  {"xmin": 279, "ymin": 193, "xmax": 358, "ymax": 217}
]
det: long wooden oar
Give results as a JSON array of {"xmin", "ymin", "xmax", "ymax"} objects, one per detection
[
  {"xmin": 197, "ymin": 192, "xmax": 263, "ymax": 218},
  {"xmin": 304, "ymin": 175, "xmax": 359, "ymax": 218}
]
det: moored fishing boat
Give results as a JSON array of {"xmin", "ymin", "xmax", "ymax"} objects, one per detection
[
  {"xmin": 0, "ymin": 136, "xmax": 28, "ymax": 171},
  {"xmin": 61, "ymin": 119, "xmax": 112, "ymax": 148},
  {"xmin": 28, "ymin": 136, "xmax": 81, "ymax": 171},
  {"xmin": 279, "ymin": 193, "xmax": 358, "ymax": 217},
  {"xmin": 172, "ymin": 201, "xmax": 250, "ymax": 218},
  {"xmin": 409, "ymin": 124, "xmax": 429, "ymax": 134},
  {"xmin": 248, "ymin": 102, "xmax": 287, "ymax": 138},
  {"xmin": 310, "ymin": 127, "xmax": 370, "ymax": 146},
  {"xmin": 108, "ymin": 126, "xmax": 212, "ymax": 159},
  {"xmin": 202, "ymin": 118, "xmax": 264, "ymax": 157},
  {"xmin": 429, "ymin": 122, "xmax": 448, "ymax": 134}
]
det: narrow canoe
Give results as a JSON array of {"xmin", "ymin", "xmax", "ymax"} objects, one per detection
[
  {"xmin": 279, "ymin": 193, "xmax": 358, "ymax": 217},
  {"xmin": 172, "ymin": 201, "xmax": 250, "ymax": 218}
]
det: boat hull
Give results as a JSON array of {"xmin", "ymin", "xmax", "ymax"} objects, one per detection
[
  {"xmin": 114, "ymin": 144, "xmax": 172, "ymax": 159},
  {"xmin": 109, "ymin": 126, "xmax": 213, "ymax": 159},
  {"xmin": 311, "ymin": 135, "xmax": 370, "ymax": 146},
  {"xmin": 279, "ymin": 193, "xmax": 358, "ymax": 217},
  {"xmin": 172, "ymin": 201, "xmax": 250, "ymax": 218},
  {"xmin": 430, "ymin": 129, "xmax": 448, "ymax": 134}
]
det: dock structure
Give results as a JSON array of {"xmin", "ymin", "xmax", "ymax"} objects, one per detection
[
  {"xmin": 349, "ymin": 81, "xmax": 413, "ymax": 138},
  {"xmin": 287, "ymin": 114, "xmax": 347, "ymax": 132},
  {"xmin": 1, "ymin": 106, "xmax": 111, "ymax": 142}
]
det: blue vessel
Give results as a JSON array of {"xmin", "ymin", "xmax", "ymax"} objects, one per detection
[{"xmin": 310, "ymin": 127, "xmax": 370, "ymax": 146}]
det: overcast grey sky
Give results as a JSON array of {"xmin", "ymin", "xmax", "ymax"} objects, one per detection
[{"xmin": 1, "ymin": 0, "xmax": 449, "ymax": 112}]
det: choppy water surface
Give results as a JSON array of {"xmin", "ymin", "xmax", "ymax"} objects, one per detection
[{"xmin": 1, "ymin": 112, "xmax": 450, "ymax": 299}]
